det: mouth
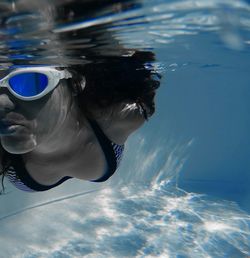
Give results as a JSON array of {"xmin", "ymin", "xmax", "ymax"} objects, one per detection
[
  {"xmin": 0, "ymin": 122, "xmax": 26, "ymax": 135},
  {"xmin": 0, "ymin": 112, "xmax": 32, "ymax": 135}
]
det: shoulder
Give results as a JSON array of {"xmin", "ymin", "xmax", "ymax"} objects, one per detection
[{"xmin": 93, "ymin": 102, "xmax": 146, "ymax": 145}]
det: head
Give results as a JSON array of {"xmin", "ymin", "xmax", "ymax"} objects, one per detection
[
  {"xmin": 0, "ymin": 66, "xmax": 76, "ymax": 154},
  {"xmin": 0, "ymin": 51, "xmax": 160, "ymax": 155}
]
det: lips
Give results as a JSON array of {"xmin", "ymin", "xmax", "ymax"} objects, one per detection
[
  {"xmin": 0, "ymin": 112, "xmax": 32, "ymax": 135},
  {"xmin": 0, "ymin": 122, "xmax": 16, "ymax": 134},
  {"xmin": 0, "ymin": 120, "xmax": 25, "ymax": 135}
]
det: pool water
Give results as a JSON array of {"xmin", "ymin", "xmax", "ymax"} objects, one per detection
[{"xmin": 0, "ymin": 0, "xmax": 250, "ymax": 257}]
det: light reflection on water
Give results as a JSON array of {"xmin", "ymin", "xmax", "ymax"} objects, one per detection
[{"xmin": 0, "ymin": 182, "xmax": 249, "ymax": 257}]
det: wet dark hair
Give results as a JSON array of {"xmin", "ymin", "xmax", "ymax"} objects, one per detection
[
  {"xmin": 55, "ymin": 1, "xmax": 161, "ymax": 118},
  {"xmin": 70, "ymin": 51, "xmax": 160, "ymax": 119}
]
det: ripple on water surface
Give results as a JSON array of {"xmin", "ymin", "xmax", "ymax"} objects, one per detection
[{"xmin": 0, "ymin": 0, "xmax": 250, "ymax": 66}]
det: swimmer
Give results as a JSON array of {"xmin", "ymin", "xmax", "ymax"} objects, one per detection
[{"xmin": 0, "ymin": 52, "xmax": 160, "ymax": 192}]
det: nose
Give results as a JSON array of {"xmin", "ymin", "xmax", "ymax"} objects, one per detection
[{"xmin": 0, "ymin": 93, "xmax": 15, "ymax": 115}]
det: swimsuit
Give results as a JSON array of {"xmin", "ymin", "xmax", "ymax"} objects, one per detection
[{"xmin": 5, "ymin": 119, "xmax": 124, "ymax": 192}]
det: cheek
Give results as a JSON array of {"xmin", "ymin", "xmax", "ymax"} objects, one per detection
[{"xmin": 35, "ymin": 87, "xmax": 72, "ymax": 133}]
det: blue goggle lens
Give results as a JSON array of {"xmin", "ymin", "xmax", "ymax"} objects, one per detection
[{"xmin": 9, "ymin": 72, "xmax": 48, "ymax": 97}]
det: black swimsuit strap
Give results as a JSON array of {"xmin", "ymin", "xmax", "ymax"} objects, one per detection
[
  {"xmin": 87, "ymin": 118, "xmax": 118, "ymax": 182},
  {"xmin": 4, "ymin": 119, "xmax": 118, "ymax": 191},
  {"xmin": 7, "ymin": 153, "xmax": 71, "ymax": 191}
]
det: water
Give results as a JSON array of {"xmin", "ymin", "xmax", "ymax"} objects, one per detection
[
  {"xmin": 1, "ymin": 183, "xmax": 250, "ymax": 257},
  {"xmin": 0, "ymin": 0, "xmax": 250, "ymax": 257}
]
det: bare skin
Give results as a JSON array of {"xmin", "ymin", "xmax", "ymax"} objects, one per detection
[{"xmin": 0, "ymin": 79, "xmax": 145, "ymax": 185}]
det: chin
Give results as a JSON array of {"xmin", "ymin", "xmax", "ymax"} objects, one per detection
[{"xmin": 1, "ymin": 134, "xmax": 37, "ymax": 154}]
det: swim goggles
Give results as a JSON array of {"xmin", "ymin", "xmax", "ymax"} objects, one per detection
[{"xmin": 0, "ymin": 67, "xmax": 72, "ymax": 101}]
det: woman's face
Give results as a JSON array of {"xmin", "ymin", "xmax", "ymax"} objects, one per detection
[{"xmin": 0, "ymin": 79, "xmax": 73, "ymax": 154}]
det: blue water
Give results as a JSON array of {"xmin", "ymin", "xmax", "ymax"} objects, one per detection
[
  {"xmin": 1, "ymin": 183, "xmax": 250, "ymax": 257},
  {"xmin": 0, "ymin": 0, "xmax": 250, "ymax": 257}
]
